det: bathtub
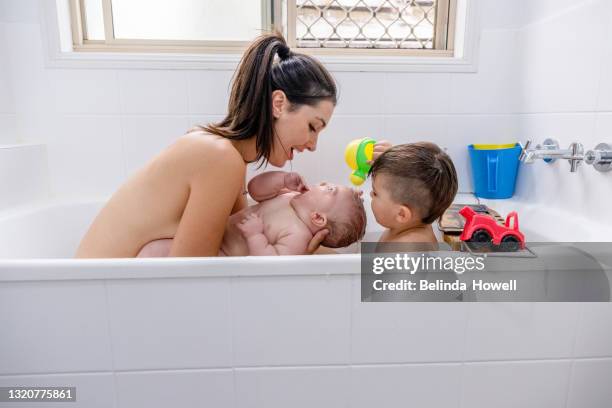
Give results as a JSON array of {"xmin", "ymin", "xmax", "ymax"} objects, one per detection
[{"xmin": 1, "ymin": 197, "xmax": 611, "ymax": 408}]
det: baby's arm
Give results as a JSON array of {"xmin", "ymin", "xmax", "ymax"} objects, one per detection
[
  {"xmin": 247, "ymin": 171, "xmax": 308, "ymax": 202},
  {"xmin": 236, "ymin": 213, "xmax": 308, "ymax": 255}
]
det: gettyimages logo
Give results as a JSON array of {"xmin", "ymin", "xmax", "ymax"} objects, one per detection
[{"xmin": 372, "ymin": 252, "xmax": 486, "ymax": 275}]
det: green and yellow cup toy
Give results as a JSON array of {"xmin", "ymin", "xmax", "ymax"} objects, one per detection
[{"xmin": 345, "ymin": 137, "xmax": 376, "ymax": 186}]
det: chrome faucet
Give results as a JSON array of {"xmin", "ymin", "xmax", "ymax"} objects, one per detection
[
  {"xmin": 584, "ymin": 143, "xmax": 612, "ymax": 172},
  {"xmin": 519, "ymin": 138, "xmax": 584, "ymax": 172}
]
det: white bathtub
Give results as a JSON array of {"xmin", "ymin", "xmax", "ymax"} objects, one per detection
[{"xmin": 1, "ymin": 197, "xmax": 611, "ymax": 407}]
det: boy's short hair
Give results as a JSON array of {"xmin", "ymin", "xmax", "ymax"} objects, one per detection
[
  {"xmin": 322, "ymin": 190, "xmax": 367, "ymax": 248},
  {"xmin": 368, "ymin": 142, "xmax": 458, "ymax": 224}
]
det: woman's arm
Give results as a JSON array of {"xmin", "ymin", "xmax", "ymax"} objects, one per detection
[{"xmin": 168, "ymin": 145, "xmax": 245, "ymax": 257}]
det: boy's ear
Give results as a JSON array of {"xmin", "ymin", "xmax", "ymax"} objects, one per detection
[
  {"xmin": 395, "ymin": 205, "xmax": 415, "ymax": 224},
  {"xmin": 272, "ymin": 90, "xmax": 287, "ymax": 118},
  {"xmin": 310, "ymin": 211, "xmax": 328, "ymax": 228}
]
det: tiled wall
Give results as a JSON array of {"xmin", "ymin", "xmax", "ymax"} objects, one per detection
[
  {"xmin": 0, "ymin": 274, "xmax": 610, "ymax": 407},
  {"xmin": 0, "ymin": 13, "xmax": 16, "ymax": 145},
  {"xmin": 514, "ymin": 0, "xmax": 612, "ymax": 229},
  {"xmin": 0, "ymin": 0, "xmax": 524, "ymax": 200}
]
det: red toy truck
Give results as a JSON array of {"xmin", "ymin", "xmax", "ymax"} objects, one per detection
[{"xmin": 459, "ymin": 206, "xmax": 525, "ymax": 251}]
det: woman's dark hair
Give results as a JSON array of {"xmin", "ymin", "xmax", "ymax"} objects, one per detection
[{"xmin": 201, "ymin": 32, "xmax": 337, "ymax": 163}]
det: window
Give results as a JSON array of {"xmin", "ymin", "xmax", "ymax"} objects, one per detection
[{"xmin": 69, "ymin": 0, "xmax": 456, "ymax": 55}]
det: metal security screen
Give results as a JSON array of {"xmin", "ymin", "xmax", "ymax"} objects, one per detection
[{"xmin": 292, "ymin": 0, "xmax": 452, "ymax": 49}]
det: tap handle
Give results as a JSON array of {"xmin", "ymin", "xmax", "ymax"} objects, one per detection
[
  {"xmin": 585, "ymin": 143, "xmax": 612, "ymax": 172},
  {"xmin": 519, "ymin": 140, "xmax": 532, "ymax": 161}
]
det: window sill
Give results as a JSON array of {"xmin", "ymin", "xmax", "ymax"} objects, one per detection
[
  {"xmin": 43, "ymin": 50, "xmax": 478, "ymax": 73},
  {"xmin": 43, "ymin": 0, "xmax": 479, "ymax": 73}
]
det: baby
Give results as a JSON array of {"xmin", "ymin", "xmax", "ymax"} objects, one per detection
[
  {"xmin": 137, "ymin": 171, "xmax": 367, "ymax": 257},
  {"xmin": 368, "ymin": 142, "xmax": 458, "ymax": 245}
]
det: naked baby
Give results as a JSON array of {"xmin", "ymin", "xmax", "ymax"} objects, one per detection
[{"xmin": 137, "ymin": 171, "xmax": 367, "ymax": 257}]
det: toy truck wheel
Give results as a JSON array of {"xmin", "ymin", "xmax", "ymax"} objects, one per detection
[
  {"xmin": 500, "ymin": 235, "xmax": 520, "ymax": 252},
  {"xmin": 468, "ymin": 229, "xmax": 492, "ymax": 248}
]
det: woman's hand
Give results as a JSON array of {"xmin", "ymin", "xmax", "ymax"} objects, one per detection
[
  {"xmin": 306, "ymin": 228, "xmax": 329, "ymax": 254},
  {"xmin": 367, "ymin": 140, "xmax": 393, "ymax": 164},
  {"xmin": 284, "ymin": 172, "xmax": 309, "ymax": 193}
]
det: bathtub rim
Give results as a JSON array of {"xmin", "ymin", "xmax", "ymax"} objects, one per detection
[{"xmin": 0, "ymin": 253, "xmax": 365, "ymax": 282}]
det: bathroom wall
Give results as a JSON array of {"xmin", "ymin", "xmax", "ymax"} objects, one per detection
[
  {"xmin": 514, "ymin": 0, "xmax": 612, "ymax": 229},
  {"xmin": 0, "ymin": 2, "xmax": 17, "ymax": 145},
  {"xmin": 0, "ymin": 0, "xmax": 522, "ymax": 200}
]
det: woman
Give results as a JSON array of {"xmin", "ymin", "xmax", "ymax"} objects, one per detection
[{"xmin": 75, "ymin": 33, "xmax": 337, "ymax": 258}]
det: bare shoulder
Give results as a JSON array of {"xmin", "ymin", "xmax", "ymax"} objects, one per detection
[{"xmin": 170, "ymin": 130, "xmax": 245, "ymax": 181}]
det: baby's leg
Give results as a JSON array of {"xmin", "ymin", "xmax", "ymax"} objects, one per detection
[{"xmin": 136, "ymin": 238, "xmax": 173, "ymax": 257}]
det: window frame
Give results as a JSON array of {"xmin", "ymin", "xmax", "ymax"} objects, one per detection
[
  {"xmin": 43, "ymin": 0, "xmax": 479, "ymax": 73},
  {"xmin": 68, "ymin": 0, "xmax": 456, "ymax": 56}
]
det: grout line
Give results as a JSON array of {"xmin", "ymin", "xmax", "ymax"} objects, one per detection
[
  {"xmin": 3, "ymin": 356, "xmax": 612, "ymax": 378},
  {"xmin": 102, "ymin": 280, "xmax": 119, "ymax": 408},
  {"xmin": 348, "ymin": 275, "xmax": 354, "ymax": 366},
  {"xmin": 12, "ymin": 112, "xmax": 612, "ymax": 120},
  {"xmin": 564, "ymin": 304, "xmax": 585, "ymax": 408},
  {"xmin": 228, "ymin": 276, "xmax": 237, "ymax": 408}
]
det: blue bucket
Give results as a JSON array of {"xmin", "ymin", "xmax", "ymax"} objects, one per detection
[{"xmin": 468, "ymin": 143, "xmax": 521, "ymax": 199}]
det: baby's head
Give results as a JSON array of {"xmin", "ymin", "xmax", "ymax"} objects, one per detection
[
  {"xmin": 291, "ymin": 182, "xmax": 367, "ymax": 248},
  {"xmin": 368, "ymin": 142, "xmax": 458, "ymax": 228}
]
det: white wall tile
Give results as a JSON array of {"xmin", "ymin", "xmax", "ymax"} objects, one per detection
[
  {"xmin": 0, "ymin": 24, "xmax": 15, "ymax": 114},
  {"xmin": 106, "ymin": 278, "xmax": 232, "ymax": 370},
  {"xmin": 351, "ymin": 275, "xmax": 468, "ymax": 363},
  {"xmin": 118, "ymin": 71, "xmax": 189, "ymax": 115},
  {"xmin": 520, "ymin": 0, "xmax": 595, "ymax": 27},
  {"xmin": 0, "ymin": 280, "xmax": 112, "ymax": 374},
  {"xmin": 597, "ymin": 42, "xmax": 612, "ymax": 111},
  {"xmin": 121, "ymin": 115, "xmax": 191, "ymax": 176},
  {"xmin": 232, "ymin": 275, "xmax": 351, "ymax": 366},
  {"xmin": 333, "ymin": 72, "xmax": 385, "ymax": 115},
  {"xmin": 0, "ymin": 0, "xmax": 39, "ymax": 23},
  {"xmin": 518, "ymin": 0, "xmax": 608, "ymax": 113},
  {"xmin": 464, "ymin": 303, "xmax": 581, "ymax": 361},
  {"xmin": 349, "ymin": 364, "xmax": 462, "ymax": 408},
  {"xmin": 383, "ymin": 73, "xmax": 451, "ymax": 114},
  {"xmin": 597, "ymin": 2, "xmax": 612, "ymax": 111},
  {"xmin": 462, "ymin": 360, "xmax": 571, "ymax": 408},
  {"xmin": 450, "ymin": 30, "xmax": 520, "ymax": 114},
  {"xmin": 235, "ymin": 367, "xmax": 349, "ymax": 408},
  {"xmin": 0, "ymin": 144, "xmax": 48, "ymax": 209},
  {"xmin": 0, "ymin": 114, "xmax": 18, "ymax": 144},
  {"xmin": 3, "ymin": 23, "xmax": 55, "ymax": 143},
  {"xmin": 187, "ymin": 70, "xmax": 233, "ymax": 115},
  {"xmin": 0, "ymin": 373, "xmax": 115, "ymax": 408},
  {"xmin": 47, "ymin": 116, "xmax": 125, "ymax": 197},
  {"xmin": 49, "ymin": 70, "xmax": 120, "ymax": 115},
  {"xmin": 115, "ymin": 370, "xmax": 233, "ymax": 408},
  {"xmin": 479, "ymin": 0, "xmax": 524, "ymax": 29},
  {"xmin": 567, "ymin": 359, "xmax": 612, "ymax": 408},
  {"xmin": 574, "ymin": 304, "xmax": 612, "ymax": 357}
]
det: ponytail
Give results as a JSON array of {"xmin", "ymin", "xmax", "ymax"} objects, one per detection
[{"xmin": 202, "ymin": 32, "xmax": 337, "ymax": 163}]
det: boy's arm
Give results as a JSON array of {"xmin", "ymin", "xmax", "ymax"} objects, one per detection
[
  {"xmin": 236, "ymin": 213, "xmax": 308, "ymax": 255},
  {"xmin": 247, "ymin": 171, "xmax": 308, "ymax": 202}
]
